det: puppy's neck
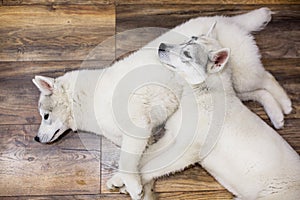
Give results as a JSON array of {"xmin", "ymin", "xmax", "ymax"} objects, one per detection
[{"xmin": 189, "ymin": 67, "xmax": 235, "ymax": 98}]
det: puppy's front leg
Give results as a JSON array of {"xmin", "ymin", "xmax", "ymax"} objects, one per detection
[{"xmin": 107, "ymin": 133, "xmax": 150, "ymax": 200}]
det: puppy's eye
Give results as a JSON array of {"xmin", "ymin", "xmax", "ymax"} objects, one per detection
[
  {"xmin": 44, "ymin": 113, "xmax": 49, "ymax": 120},
  {"xmin": 183, "ymin": 51, "xmax": 192, "ymax": 59}
]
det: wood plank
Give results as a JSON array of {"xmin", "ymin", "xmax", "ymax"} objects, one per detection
[
  {"xmin": 5, "ymin": 0, "xmax": 299, "ymax": 6},
  {"xmin": 155, "ymin": 165, "xmax": 228, "ymax": 193},
  {"xmin": 116, "ymin": 4, "xmax": 300, "ymax": 58},
  {"xmin": 262, "ymin": 58, "xmax": 300, "ymax": 82},
  {"xmin": 0, "ymin": 77, "xmax": 43, "ymax": 125},
  {"xmin": 0, "ymin": 125, "xmax": 101, "ymax": 196},
  {"xmin": 257, "ymin": 28, "xmax": 299, "ymax": 59},
  {"xmin": 3, "ymin": 0, "xmax": 114, "ymax": 5},
  {"xmin": 0, "ymin": 194, "xmax": 130, "ymax": 200},
  {"xmin": 0, "ymin": 191, "xmax": 232, "ymax": 200},
  {"xmin": 0, "ymin": 5, "xmax": 115, "ymax": 61},
  {"xmin": 117, "ymin": 0, "xmax": 300, "ymax": 5},
  {"xmin": 0, "ymin": 60, "xmax": 112, "ymax": 79},
  {"xmin": 117, "ymin": 4, "xmax": 300, "ymax": 31},
  {"xmin": 0, "ymin": 195, "xmax": 126, "ymax": 200},
  {"xmin": 156, "ymin": 191, "xmax": 232, "ymax": 200}
]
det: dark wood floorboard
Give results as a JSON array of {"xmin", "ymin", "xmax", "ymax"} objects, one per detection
[
  {"xmin": 2, "ymin": 0, "xmax": 114, "ymax": 6},
  {"xmin": 0, "ymin": 1, "xmax": 299, "ymax": 199},
  {"xmin": 0, "ymin": 5, "xmax": 115, "ymax": 62},
  {"xmin": 116, "ymin": 0, "xmax": 300, "ymax": 4},
  {"xmin": 0, "ymin": 125, "xmax": 101, "ymax": 196}
]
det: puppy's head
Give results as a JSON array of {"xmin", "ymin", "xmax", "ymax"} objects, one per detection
[
  {"xmin": 32, "ymin": 76, "xmax": 74, "ymax": 143},
  {"xmin": 158, "ymin": 22, "xmax": 230, "ymax": 85}
]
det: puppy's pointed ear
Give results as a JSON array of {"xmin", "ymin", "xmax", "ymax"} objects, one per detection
[
  {"xmin": 206, "ymin": 21, "xmax": 217, "ymax": 39},
  {"xmin": 32, "ymin": 76, "xmax": 54, "ymax": 95},
  {"xmin": 207, "ymin": 48, "xmax": 230, "ymax": 73}
]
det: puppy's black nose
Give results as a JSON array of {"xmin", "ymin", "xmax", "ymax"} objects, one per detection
[
  {"xmin": 34, "ymin": 136, "xmax": 40, "ymax": 143},
  {"xmin": 159, "ymin": 43, "xmax": 167, "ymax": 52}
]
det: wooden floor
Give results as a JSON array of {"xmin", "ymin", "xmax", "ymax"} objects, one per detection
[{"xmin": 0, "ymin": 1, "xmax": 299, "ymax": 199}]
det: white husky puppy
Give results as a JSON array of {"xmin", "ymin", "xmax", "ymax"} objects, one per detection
[
  {"xmin": 32, "ymin": 8, "xmax": 291, "ymax": 199},
  {"xmin": 135, "ymin": 33, "xmax": 300, "ymax": 200}
]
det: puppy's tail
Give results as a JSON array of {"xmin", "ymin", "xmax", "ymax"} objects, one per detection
[{"xmin": 230, "ymin": 7, "xmax": 273, "ymax": 32}]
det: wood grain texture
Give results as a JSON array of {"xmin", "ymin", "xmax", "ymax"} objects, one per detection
[
  {"xmin": 116, "ymin": 4, "xmax": 300, "ymax": 58},
  {"xmin": 0, "ymin": 60, "xmax": 112, "ymax": 79},
  {"xmin": 117, "ymin": 4, "xmax": 300, "ymax": 30},
  {"xmin": 1, "ymin": 194, "xmax": 130, "ymax": 200},
  {"xmin": 0, "ymin": 5, "xmax": 115, "ymax": 61},
  {"xmin": 156, "ymin": 191, "xmax": 232, "ymax": 200},
  {"xmin": 3, "ymin": 0, "xmax": 114, "ymax": 5},
  {"xmin": 0, "ymin": 194, "xmax": 130, "ymax": 200},
  {"xmin": 0, "ymin": 191, "xmax": 232, "ymax": 200},
  {"xmin": 0, "ymin": 125, "xmax": 101, "ymax": 196},
  {"xmin": 117, "ymin": 0, "xmax": 300, "ymax": 5},
  {"xmin": 0, "ymin": 77, "xmax": 44, "ymax": 125},
  {"xmin": 155, "ymin": 166, "xmax": 228, "ymax": 193}
]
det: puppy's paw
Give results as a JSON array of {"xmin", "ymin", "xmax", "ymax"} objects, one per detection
[
  {"xmin": 127, "ymin": 183, "xmax": 143, "ymax": 200},
  {"xmin": 106, "ymin": 173, "xmax": 124, "ymax": 190},
  {"xmin": 271, "ymin": 112, "xmax": 284, "ymax": 129},
  {"xmin": 118, "ymin": 184, "xmax": 144, "ymax": 199},
  {"xmin": 123, "ymin": 175, "xmax": 143, "ymax": 200},
  {"xmin": 282, "ymin": 99, "xmax": 292, "ymax": 115},
  {"xmin": 258, "ymin": 7, "xmax": 272, "ymax": 28},
  {"xmin": 119, "ymin": 184, "xmax": 143, "ymax": 200},
  {"xmin": 256, "ymin": 7, "xmax": 272, "ymax": 31},
  {"xmin": 119, "ymin": 186, "xmax": 128, "ymax": 194},
  {"xmin": 246, "ymin": 7, "xmax": 272, "ymax": 31},
  {"xmin": 274, "ymin": 120, "xmax": 284, "ymax": 130},
  {"xmin": 107, "ymin": 173, "xmax": 143, "ymax": 200}
]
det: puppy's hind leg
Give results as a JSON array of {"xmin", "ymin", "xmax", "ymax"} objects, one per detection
[
  {"xmin": 238, "ymin": 89, "xmax": 284, "ymax": 129},
  {"xmin": 262, "ymin": 71, "xmax": 292, "ymax": 115},
  {"xmin": 231, "ymin": 7, "xmax": 272, "ymax": 32}
]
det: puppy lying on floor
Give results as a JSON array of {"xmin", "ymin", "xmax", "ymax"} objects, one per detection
[
  {"xmin": 32, "ymin": 8, "xmax": 293, "ymax": 199},
  {"xmin": 133, "ymin": 30, "xmax": 300, "ymax": 200}
]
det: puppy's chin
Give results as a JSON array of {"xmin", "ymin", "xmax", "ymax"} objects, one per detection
[
  {"xmin": 158, "ymin": 58, "xmax": 176, "ymax": 71},
  {"xmin": 162, "ymin": 63, "xmax": 176, "ymax": 71}
]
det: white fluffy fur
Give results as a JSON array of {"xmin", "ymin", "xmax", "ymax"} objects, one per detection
[{"xmin": 32, "ymin": 8, "xmax": 295, "ymax": 200}]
